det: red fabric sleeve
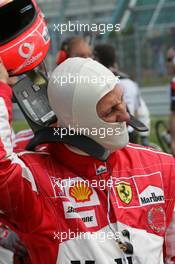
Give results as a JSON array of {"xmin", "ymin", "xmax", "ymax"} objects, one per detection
[{"xmin": 0, "ymin": 81, "xmax": 42, "ymax": 231}]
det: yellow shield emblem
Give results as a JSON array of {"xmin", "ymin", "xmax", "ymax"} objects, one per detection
[{"xmin": 116, "ymin": 182, "xmax": 132, "ymax": 204}]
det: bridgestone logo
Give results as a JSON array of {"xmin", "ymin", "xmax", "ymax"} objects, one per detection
[
  {"xmin": 140, "ymin": 192, "xmax": 164, "ymax": 204},
  {"xmin": 82, "ymin": 216, "xmax": 93, "ymax": 223}
]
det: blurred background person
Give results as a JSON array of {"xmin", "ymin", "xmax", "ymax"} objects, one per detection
[
  {"xmin": 167, "ymin": 47, "xmax": 175, "ymax": 156},
  {"xmin": 56, "ymin": 36, "xmax": 92, "ymax": 65}
]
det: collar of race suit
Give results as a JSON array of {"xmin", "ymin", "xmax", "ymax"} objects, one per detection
[{"xmin": 48, "ymin": 143, "xmax": 117, "ymax": 185}]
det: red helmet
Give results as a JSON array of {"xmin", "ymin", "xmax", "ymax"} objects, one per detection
[{"xmin": 0, "ymin": 0, "xmax": 50, "ymax": 75}]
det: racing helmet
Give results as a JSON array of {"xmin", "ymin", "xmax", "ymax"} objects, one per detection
[{"xmin": 0, "ymin": 0, "xmax": 50, "ymax": 75}]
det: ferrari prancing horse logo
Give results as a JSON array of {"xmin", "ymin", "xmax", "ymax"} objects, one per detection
[{"xmin": 116, "ymin": 182, "xmax": 132, "ymax": 204}]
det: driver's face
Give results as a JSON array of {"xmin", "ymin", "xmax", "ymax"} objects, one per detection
[{"xmin": 96, "ymin": 84, "xmax": 130, "ymax": 123}]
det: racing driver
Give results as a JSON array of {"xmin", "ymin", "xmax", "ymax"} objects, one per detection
[{"xmin": 0, "ymin": 57, "xmax": 175, "ymax": 263}]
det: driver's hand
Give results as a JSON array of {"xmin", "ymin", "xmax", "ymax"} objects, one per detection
[
  {"xmin": 0, "ymin": 57, "xmax": 9, "ymax": 84},
  {"xmin": 0, "ymin": 57, "xmax": 19, "ymax": 86}
]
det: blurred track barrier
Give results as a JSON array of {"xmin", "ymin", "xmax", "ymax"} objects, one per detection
[
  {"xmin": 12, "ymin": 86, "xmax": 170, "ymax": 121},
  {"xmin": 141, "ymin": 86, "xmax": 170, "ymax": 116}
]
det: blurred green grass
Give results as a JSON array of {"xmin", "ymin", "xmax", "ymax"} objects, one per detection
[
  {"xmin": 141, "ymin": 76, "xmax": 169, "ymax": 87},
  {"xmin": 149, "ymin": 115, "xmax": 169, "ymax": 145},
  {"xmin": 12, "ymin": 120, "xmax": 29, "ymax": 133}
]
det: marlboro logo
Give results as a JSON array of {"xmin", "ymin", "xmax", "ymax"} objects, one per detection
[{"xmin": 139, "ymin": 186, "xmax": 164, "ymax": 205}]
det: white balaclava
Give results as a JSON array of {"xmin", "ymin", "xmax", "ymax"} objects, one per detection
[{"xmin": 48, "ymin": 58, "xmax": 129, "ymax": 153}]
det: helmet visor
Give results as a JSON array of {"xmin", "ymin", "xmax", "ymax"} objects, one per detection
[{"xmin": 0, "ymin": 0, "xmax": 37, "ymax": 45}]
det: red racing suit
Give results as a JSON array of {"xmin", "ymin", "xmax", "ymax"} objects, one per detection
[
  {"xmin": 1, "ymin": 81, "xmax": 175, "ymax": 263},
  {"xmin": 13, "ymin": 129, "xmax": 34, "ymax": 153}
]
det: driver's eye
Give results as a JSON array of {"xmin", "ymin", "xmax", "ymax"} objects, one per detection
[{"xmin": 105, "ymin": 106, "xmax": 116, "ymax": 116}]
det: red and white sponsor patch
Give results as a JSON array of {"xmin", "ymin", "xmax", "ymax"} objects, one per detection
[
  {"xmin": 50, "ymin": 177, "xmax": 66, "ymax": 198},
  {"xmin": 63, "ymin": 201, "xmax": 98, "ymax": 228},
  {"xmin": 64, "ymin": 177, "xmax": 100, "ymax": 208},
  {"xmin": 113, "ymin": 172, "xmax": 165, "ymax": 208}
]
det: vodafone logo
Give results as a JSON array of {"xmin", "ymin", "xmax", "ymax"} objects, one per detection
[{"xmin": 18, "ymin": 43, "xmax": 34, "ymax": 59}]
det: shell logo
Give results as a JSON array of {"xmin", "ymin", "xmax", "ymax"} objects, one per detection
[{"xmin": 69, "ymin": 183, "xmax": 93, "ymax": 202}]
